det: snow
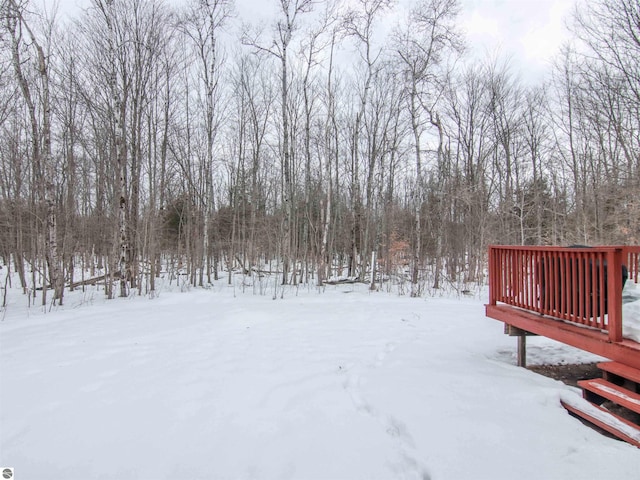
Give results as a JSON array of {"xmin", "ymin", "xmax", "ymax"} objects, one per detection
[
  {"xmin": 559, "ymin": 394, "xmax": 640, "ymax": 444},
  {"xmin": 623, "ymin": 281, "xmax": 640, "ymax": 343},
  {"xmin": 2, "ymin": 278, "xmax": 640, "ymax": 479},
  {"xmin": 589, "ymin": 381, "xmax": 640, "ymax": 408}
]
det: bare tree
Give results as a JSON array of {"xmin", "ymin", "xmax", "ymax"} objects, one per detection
[
  {"xmin": 92, "ymin": 0, "xmax": 130, "ymax": 297},
  {"xmin": 182, "ymin": 0, "xmax": 232, "ymax": 286},
  {"xmin": 243, "ymin": 0, "xmax": 316, "ymax": 285},
  {"xmin": 5, "ymin": 0, "xmax": 63, "ymax": 304},
  {"xmin": 394, "ymin": 0, "xmax": 462, "ymax": 295},
  {"xmin": 342, "ymin": 0, "xmax": 392, "ymax": 279},
  {"xmin": 316, "ymin": 24, "xmax": 340, "ymax": 286},
  {"xmin": 442, "ymin": 63, "xmax": 491, "ymax": 282}
]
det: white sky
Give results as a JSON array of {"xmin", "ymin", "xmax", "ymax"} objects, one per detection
[
  {"xmin": 459, "ymin": 0, "xmax": 580, "ymax": 80},
  {"xmin": 52, "ymin": 0, "xmax": 580, "ymax": 81}
]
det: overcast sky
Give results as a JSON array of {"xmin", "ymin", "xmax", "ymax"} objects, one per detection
[
  {"xmin": 459, "ymin": 0, "xmax": 580, "ymax": 78},
  {"xmin": 52, "ymin": 0, "xmax": 581, "ymax": 81}
]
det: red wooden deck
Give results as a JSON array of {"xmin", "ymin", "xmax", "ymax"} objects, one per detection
[
  {"xmin": 485, "ymin": 245, "xmax": 640, "ymax": 368},
  {"xmin": 487, "ymin": 246, "xmax": 640, "ymax": 446}
]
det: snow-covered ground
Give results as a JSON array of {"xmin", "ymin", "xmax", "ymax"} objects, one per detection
[
  {"xmin": 623, "ymin": 282, "xmax": 640, "ymax": 342},
  {"xmin": 1, "ymin": 276, "xmax": 640, "ymax": 479}
]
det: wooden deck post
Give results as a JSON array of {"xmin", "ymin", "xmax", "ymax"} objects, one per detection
[
  {"xmin": 488, "ymin": 246, "xmax": 497, "ymax": 306},
  {"xmin": 518, "ymin": 335, "xmax": 526, "ymax": 367},
  {"xmin": 505, "ymin": 324, "xmax": 531, "ymax": 367},
  {"xmin": 607, "ymin": 248, "xmax": 623, "ymax": 343}
]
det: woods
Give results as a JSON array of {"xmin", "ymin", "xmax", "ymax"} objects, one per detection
[{"xmin": 0, "ymin": 0, "xmax": 639, "ymax": 304}]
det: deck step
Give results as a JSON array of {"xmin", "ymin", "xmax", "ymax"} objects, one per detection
[
  {"xmin": 578, "ymin": 378, "xmax": 640, "ymax": 415},
  {"xmin": 597, "ymin": 361, "xmax": 640, "ymax": 384},
  {"xmin": 561, "ymin": 397, "xmax": 640, "ymax": 448}
]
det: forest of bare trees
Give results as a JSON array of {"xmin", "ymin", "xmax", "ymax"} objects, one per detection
[{"xmin": 0, "ymin": 0, "xmax": 639, "ymax": 305}]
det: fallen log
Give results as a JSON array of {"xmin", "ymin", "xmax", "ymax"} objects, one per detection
[{"xmin": 68, "ymin": 271, "xmax": 121, "ymax": 290}]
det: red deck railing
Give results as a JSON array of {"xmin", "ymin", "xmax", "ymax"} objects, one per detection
[
  {"xmin": 623, "ymin": 246, "xmax": 640, "ymax": 284},
  {"xmin": 488, "ymin": 246, "xmax": 640, "ymax": 343}
]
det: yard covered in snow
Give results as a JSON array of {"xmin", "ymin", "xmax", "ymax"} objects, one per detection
[{"xmin": 1, "ymin": 278, "xmax": 640, "ymax": 479}]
